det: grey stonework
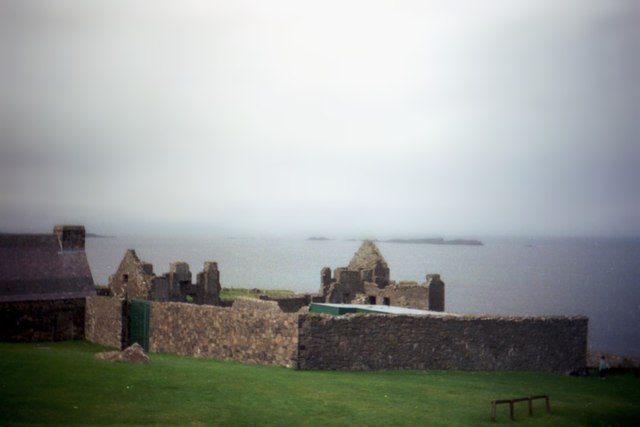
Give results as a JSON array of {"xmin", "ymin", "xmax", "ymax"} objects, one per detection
[
  {"xmin": 85, "ymin": 296, "xmax": 589, "ymax": 372},
  {"xmin": 108, "ymin": 250, "xmax": 220, "ymax": 305},
  {"xmin": 257, "ymin": 293, "xmax": 321, "ymax": 313},
  {"xmin": 149, "ymin": 301, "xmax": 298, "ymax": 367},
  {"xmin": 82, "ymin": 240, "xmax": 589, "ymax": 372},
  {"xmin": 320, "ymin": 241, "xmax": 445, "ymax": 311},
  {"xmin": 232, "ymin": 297, "xmax": 282, "ymax": 312},
  {"xmin": 297, "ymin": 313, "xmax": 588, "ymax": 372},
  {"xmin": 85, "ymin": 296, "xmax": 125, "ymax": 349}
]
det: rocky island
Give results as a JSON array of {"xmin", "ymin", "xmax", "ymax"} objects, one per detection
[{"xmin": 384, "ymin": 238, "xmax": 483, "ymax": 246}]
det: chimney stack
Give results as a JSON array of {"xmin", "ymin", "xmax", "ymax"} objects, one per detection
[{"xmin": 54, "ymin": 225, "xmax": 86, "ymax": 251}]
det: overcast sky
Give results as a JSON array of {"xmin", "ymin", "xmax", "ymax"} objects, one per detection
[{"xmin": 1, "ymin": 0, "xmax": 639, "ymax": 238}]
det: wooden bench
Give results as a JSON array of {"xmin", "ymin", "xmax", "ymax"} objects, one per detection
[{"xmin": 491, "ymin": 395, "xmax": 550, "ymax": 421}]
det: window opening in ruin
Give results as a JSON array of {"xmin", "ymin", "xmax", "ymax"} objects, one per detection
[
  {"xmin": 383, "ymin": 297, "xmax": 390, "ymax": 306},
  {"xmin": 368, "ymin": 296, "xmax": 377, "ymax": 305},
  {"xmin": 122, "ymin": 274, "xmax": 128, "ymax": 283}
]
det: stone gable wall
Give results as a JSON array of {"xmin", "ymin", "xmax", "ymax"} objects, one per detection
[
  {"xmin": 149, "ymin": 302, "xmax": 298, "ymax": 367},
  {"xmin": 297, "ymin": 313, "xmax": 588, "ymax": 372},
  {"xmin": 361, "ymin": 282, "xmax": 430, "ymax": 309},
  {"xmin": 85, "ymin": 296, "xmax": 124, "ymax": 349},
  {"xmin": 109, "ymin": 250, "xmax": 154, "ymax": 300}
]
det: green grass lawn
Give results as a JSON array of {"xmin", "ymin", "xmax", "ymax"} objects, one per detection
[
  {"xmin": 1, "ymin": 341, "xmax": 638, "ymax": 426},
  {"xmin": 219, "ymin": 287, "xmax": 294, "ymax": 301}
]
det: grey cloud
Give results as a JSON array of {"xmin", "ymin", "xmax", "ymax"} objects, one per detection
[{"xmin": 1, "ymin": 0, "xmax": 638, "ymax": 237}]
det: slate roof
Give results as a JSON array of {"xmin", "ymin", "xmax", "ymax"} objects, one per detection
[{"xmin": 0, "ymin": 232, "xmax": 95, "ymax": 302}]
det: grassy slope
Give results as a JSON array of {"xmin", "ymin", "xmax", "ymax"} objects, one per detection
[
  {"xmin": 219, "ymin": 287, "xmax": 294, "ymax": 301},
  {"xmin": 0, "ymin": 341, "xmax": 638, "ymax": 426}
]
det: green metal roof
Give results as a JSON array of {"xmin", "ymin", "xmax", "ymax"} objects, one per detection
[{"xmin": 309, "ymin": 303, "xmax": 449, "ymax": 316}]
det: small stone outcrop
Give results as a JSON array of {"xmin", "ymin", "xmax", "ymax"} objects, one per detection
[{"xmin": 95, "ymin": 343, "xmax": 149, "ymax": 364}]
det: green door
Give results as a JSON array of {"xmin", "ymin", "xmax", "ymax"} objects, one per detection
[{"xmin": 129, "ymin": 299, "xmax": 150, "ymax": 352}]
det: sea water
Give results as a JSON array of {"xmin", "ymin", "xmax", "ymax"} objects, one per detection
[{"xmin": 86, "ymin": 236, "xmax": 640, "ymax": 358}]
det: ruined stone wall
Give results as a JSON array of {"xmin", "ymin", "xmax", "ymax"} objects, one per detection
[
  {"xmin": 0, "ymin": 299, "xmax": 85, "ymax": 342},
  {"xmin": 149, "ymin": 302, "xmax": 298, "ymax": 366},
  {"xmin": 426, "ymin": 274, "xmax": 444, "ymax": 312},
  {"xmin": 362, "ymin": 282, "xmax": 430, "ymax": 309},
  {"xmin": 232, "ymin": 297, "xmax": 282, "ymax": 312},
  {"xmin": 195, "ymin": 262, "xmax": 221, "ymax": 305},
  {"xmin": 108, "ymin": 250, "xmax": 156, "ymax": 300},
  {"xmin": 297, "ymin": 313, "xmax": 588, "ymax": 372},
  {"xmin": 258, "ymin": 294, "xmax": 313, "ymax": 313},
  {"xmin": 85, "ymin": 296, "xmax": 124, "ymax": 349}
]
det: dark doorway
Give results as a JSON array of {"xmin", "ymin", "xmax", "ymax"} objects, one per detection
[{"xmin": 129, "ymin": 299, "xmax": 150, "ymax": 352}]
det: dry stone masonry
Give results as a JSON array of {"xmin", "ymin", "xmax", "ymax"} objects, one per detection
[
  {"xmin": 81, "ymin": 238, "xmax": 589, "ymax": 372},
  {"xmin": 320, "ymin": 240, "xmax": 444, "ymax": 310},
  {"xmin": 3, "ymin": 225, "xmax": 590, "ymax": 372},
  {"xmin": 149, "ymin": 302, "xmax": 298, "ymax": 366},
  {"xmin": 108, "ymin": 250, "xmax": 220, "ymax": 305},
  {"xmin": 85, "ymin": 296, "xmax": 125, "ymax": 349},
  {"xmin": 297, "ymin": 313, "xmax": 588, "ymax": 372}
]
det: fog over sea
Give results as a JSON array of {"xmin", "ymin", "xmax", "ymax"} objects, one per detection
[{"xmin": 86, "ymin": 236, "xmax": 640, "ymax": 358}]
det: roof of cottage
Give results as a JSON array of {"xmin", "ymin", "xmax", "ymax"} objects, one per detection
[
  {"xmin": 348, "ymin": 240, "xmax": 389, "ymax": 271},
  {"xmin": 0, "ymin": 230, "xmax": 95, "ymax": 302}
]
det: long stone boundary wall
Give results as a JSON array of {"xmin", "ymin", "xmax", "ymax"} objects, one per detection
[
  {"xmin": 85, "ymin": 296, "xmax": 124, "ymax": 349},
  {"xmin": 149, "ymin": 302, "xmax": 298, "ymax": 367},
  {"xmin": 84, "ymin": 297, "xmax": 588, "ymax": 372},
  {"xmin": 297, "ymin": 314, "xmax": 588, "ymax": 372}
]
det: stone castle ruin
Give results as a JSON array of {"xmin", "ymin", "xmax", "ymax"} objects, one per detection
[
  {"xmin": 106, "ymin": 240, "xmax": 444, "ymax": 314},
  {"xmin": 108, "ymin": 250, "xmax": 220, "ymax": 306},
  {"xmin": 0, "ymin": 224, "xmax": 586, "ymax": 373},
  {"xmin": 319, "ymin": 240, "xmax": 445, "ymax": 311}
]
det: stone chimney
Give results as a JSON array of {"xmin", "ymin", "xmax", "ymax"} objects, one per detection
[
  {"xmin": 197, "ymin": 262, "xmax": 221, "ymax": 305},
  {"xmin": 54, "ymin": 225, "xmax": 86, "ymax": 251},
  {"xmin": 426, "ymin": 274, "xmax": 445, "ymax": 312}
]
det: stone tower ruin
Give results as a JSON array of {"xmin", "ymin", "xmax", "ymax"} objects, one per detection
[
  {"xmin": 108, "ymin": 250, "xmax": 221, "ymax": 305},
  {"xmin": 319, "ymin": 240, "xmax": 445, "ymax": 311}
]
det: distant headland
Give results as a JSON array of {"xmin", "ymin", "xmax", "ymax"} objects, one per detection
[
  {"xmin": 384, "ymin": 238, "xmax": 483, "ymax": 246},
  {"xmin": 308, "ymin": 236, "xmax": 483, "ymax": 246}
]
